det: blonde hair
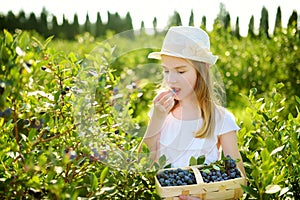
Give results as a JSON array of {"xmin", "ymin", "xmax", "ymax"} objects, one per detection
[{"xmin": 190, "ymin": 60, "xmax": 217, "ymax": 138}]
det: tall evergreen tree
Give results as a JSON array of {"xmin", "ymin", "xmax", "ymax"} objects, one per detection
[
  {"xmin": 287, "ymin": 10, "xmax": 298, "ymax": 31},
  {"xmin": 201, "ymin": 16, "xmax": 207, "ymax": 30},
  {"xmin": 153, "ymin": 17, "xmax": 157, "ymax": 34},
  {"xmin": 188, "ymin": 10, "xmax": 194, "ymax": 26},
  {"xmin": 38, "ymin": 8, "xmax": 48, "ymax": 37},
  {"xmin": 50, "ymin": 15, "xmax": 59, "ymax": 37},
  {"xmin": 224, "ymin": 13, "xmax": 231, "ymax": 32},
  {"xmin": 124, "ymin": 12, "xmax": 134, "ymax": 38},
  {"xmin": 72, "ymin": 14, "xmax": 80, "ymax": 38},
  {"xmin": 125, "ymin": 12, "xmax": 133, "ymax": 30},
  {"xmin": 84, "ymin": 13, "xmax": 91, "ymax": 34},
  {"xmin": 6, "ymin": 11, "xmax": 16, "ymax": 31},
  {"xmin": 106, "ymin": 11, "xmax": 123, "ymax": 33},
  {"xmin": 235, "ymin": 17, "xmax": 240, "ymax": 39},
  {"xmin": 213, "ymin": 3, "xmax": 230, "ymax": 33},
  {"xmin": 259, "ymin": 7, "xmax": 270, "ymax": 38},
  {"xmin": 27, "ymin": 12, "xmax": 38, "ymax": 31},
  {"xmin": 273, "ymin": 6, "xmax": 282, "ymax": 35},
  {"xmin": 167, "ymin": 11, "xmax": 182, "ymax": 27},
  {"xmin": 140, "ymin": 21, "xmax": 146, "ymax": 35},
  {"xmin": 17, "ymin": 10, "xmax": 26, "ymax": 30},
  {"xmin": 0, "ymin": 14, "xmax": 5, "ymax": 30},
  {"xmin": 248, "ymin": 15, "xmax": 255, "ymax": 38},
  {"xmin": 95, "ymin": 12, "xmax": 105, "ymax": 37}
]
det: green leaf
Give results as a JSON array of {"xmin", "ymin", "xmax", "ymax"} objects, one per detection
[
  {"xmin": 158, "ymin": 155, "xmax": 166, "ymax": 166},
  {"xmin": 189, "ymin": 156, "xmax": 197, "ymax": 166},
  {"xmin": 265, "ymin": 184, "xmax": 281, "ymax": 194},
  {"xmin": 296, "ymin": 96, "xmax": 300, "ymax": 104},
  {"xmin": 241, "ymin": 185, "xmax": 260, "ymax": 198},
  {"xmin": 100, "ymin": 166, "xmax": 109, "ymax": 185},
  {"xmin": 28, "ymin": 128, "xmax": 36, "ymax": 142},
  {"xmin": 212, "ymin": 164, "xmax": 220, "ymax": 171},
  {"xmin": 90, "ymin": 173, "xmax": 98, "ymax": 191},
  {"xmin": 279, "ymin": 187, "xmax": 289, "ymax": 196},
  {"xmin": 4, "ymin": 29, "xmax": 13, "ymax": 44},
  {"xmin": 270, "ymin": 145, "xmax": 285, "ymax": 156},
  {"xmin": 275, "ymin": 82, "xmax": 284, "ymax": 89},
  {"xmin": 197, "ymin": 155, "xmax": 205, "ymax": 165}
]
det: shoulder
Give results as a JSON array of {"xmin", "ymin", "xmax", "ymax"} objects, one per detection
[
  {"xmin": 215, "ymin": 106, "xmax": 236, "ymax": 121},
  {"xmin": 214, "ymin": 106, "xmax": 239, "ymax": 135}
]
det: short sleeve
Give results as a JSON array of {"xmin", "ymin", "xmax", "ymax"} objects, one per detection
[
  {"xmin": 148, "ymin": 106, "xmax": 154, "ymax": 118},
  {"xmin": 217, "ymin": 108, "xmax": 240, "ymax": 136}
]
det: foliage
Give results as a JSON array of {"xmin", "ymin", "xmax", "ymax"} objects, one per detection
[
  {"xmin": 239, "ymin": 84, "xmax": 300, "ymax": 199},
  {"xmin": 0, "ymin": 15, "xmax": 300, "ymax": 199},
  {"xmin": 0, "ymin": 29, "xmax": 162, "ymax": 199}
]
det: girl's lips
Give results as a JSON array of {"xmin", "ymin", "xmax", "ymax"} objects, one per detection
[{"xmin": 170, "ymin": 87, "xmax": 180, "ymax": 95}]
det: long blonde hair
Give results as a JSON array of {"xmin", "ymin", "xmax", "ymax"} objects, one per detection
[{"xmin": 190, "ymin": 60, "xmax": 217, "ymax": 138}]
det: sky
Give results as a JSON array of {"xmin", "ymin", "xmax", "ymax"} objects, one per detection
[{"xmin": 1, "ymin": 0, "xmax": 300, "ymax": 36}]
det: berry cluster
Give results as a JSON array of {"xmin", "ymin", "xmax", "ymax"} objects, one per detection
[
  {"xmin": 0, "ymin": 108, "xmax": 12, "ymax": 118},
  {"xmin": 157, "ymin": 168, "xmax": 197, "ymax": 187},
  {"xmin": 199, "ymin": 155, "xmax": 242, "ymax": 183}
]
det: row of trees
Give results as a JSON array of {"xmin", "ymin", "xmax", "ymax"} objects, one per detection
[
  {"xmin": 0, "ymin": 4, "xmax": 299, "ymax": 40},
  {"xmin": 0, "ymin": 8, "xmax": 134, "ymax": 40}
]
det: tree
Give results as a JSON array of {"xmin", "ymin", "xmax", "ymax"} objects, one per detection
[
  {"xmin": 235, "ymin": 17, "xmax": 241, "ymax": 39},
  {"xmin": 0, "ymin": 14, "xmax": 5, "ymax": 30},
  {"xmin": 84, "ymin": 13, "xmax": 91, "ymax": 34},
  {"xmin": 259, "ymin": 6, "xmax": 270, "ymax": 38},
  {"xmin": 273, "ymin": 6, "xmax": 282, "ymax": 35},
  {"xmin": 5, "ymin": 11, "xmax": 16, "ymax": 31},
  {"xmin": 17, "ymin": 10, "xmax": 26, "ymax": 30},
  {"xmin": 71, "ymin": 14, "xmax": 80, "ymax": 38},
  {"xmin": 189, "ymin": 10, "xmax": 194, "ymax": 26},
  {"xmin": 95, "ymin": 12, "xmax": 105, "ymax": 38},
  {"xmin": 125, "ymin": 12, "xmax": 133, "ymax": 30},
  {"xmin": 27, "ymin": 12, "xmax": 38, "ymax": 31},
  {"xmin": 50, "ymin": 15, "xmax": 59, "ymax": 37},
  {"xmin": 140, "ymin": 21, "xmax": 146, "ymax": 35},
  {"xmin": 201, "ymin": 16, "xmax": 207, "ymax": 30},
  {"xmin": 224, "ymin": 13, "xmax": 231, "ymax": 32},
  {"xmin": 167, "ymin": 11, "xmax": 182, "ymax": 27},
  {"xmin": 153, "ymin": 17, "xmax": 157, "ymax": 34},
  {"xmin": 248, "ymin": 15, "xmax": 255, "ymax": 38},
  {"xmin": 287, "ymin": 10, "xmax": 298, "ymax": 35},
  {"xmin": 213, "ymin": 3, "xmax": 231, "ymax": 33},
  {"xmin": 38, "ymin": 8, "xmax": 49, "ymax": 37}
]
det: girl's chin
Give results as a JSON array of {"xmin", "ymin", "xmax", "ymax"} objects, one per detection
[{"xmin": 174, "ymin": 95, "xmax": 181, "ymax": 101}]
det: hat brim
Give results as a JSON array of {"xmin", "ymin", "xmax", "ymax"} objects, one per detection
[{"xmin": 148, "ymin": 51, "xmax": 218, "ymax": 65}]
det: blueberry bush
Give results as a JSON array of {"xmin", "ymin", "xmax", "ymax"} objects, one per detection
[{"xmin": 0, "ymin": 28, "xmax": 299, "ymax": 200}]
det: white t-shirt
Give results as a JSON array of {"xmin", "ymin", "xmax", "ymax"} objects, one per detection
[{"xmin": 156, "ymin": 107, "xmax": 240, "ymax": 168}]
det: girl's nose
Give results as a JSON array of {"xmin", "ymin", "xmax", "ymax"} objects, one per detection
[{"xmin": 166, "ymin": 72, "xmax": 177, "ymax": 83}]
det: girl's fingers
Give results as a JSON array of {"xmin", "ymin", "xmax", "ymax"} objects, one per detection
[
  {"xmin": 154, "ymin": 91, "xmax": 172, "ymax": 103},
  {"xmin": 154, "ymin": 93, "xmax": 175, "ymax": 113}
]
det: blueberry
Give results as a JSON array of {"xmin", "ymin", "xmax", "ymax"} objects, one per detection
[
  {"xmin": 2, "ymin": 108, "xmax": 12, "ymax": 118},
  {"xmin": 61, "ymin": 90, "xmax": 67, "ymax": 95},
  {"xmin": 230, "ymin": 172, "xmax": 236, "ymax": 178},
  {"xmin": 64, "ymin": 86, "xmax": 70, "ymax": 91},
  {"xmin": 178, "ymin": 172, "xmax": 184, "ymax": 177},
  {"xmin": 0, "ymin": 86, "xmax": 4, "ymax": 95}
]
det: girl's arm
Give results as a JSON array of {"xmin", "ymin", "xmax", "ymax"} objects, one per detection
[
  {"xmin": 219, "ymin": 131, "xmax": 246, "ymax": 177},
  {"xmin": 139, "ymin": 91, "xmax": 175, "ymax": 159}
]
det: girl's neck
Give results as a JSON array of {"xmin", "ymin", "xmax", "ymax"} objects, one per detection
[{"xmin": 172, "ymin": 99, "xmax": 201, "ymax": 120}]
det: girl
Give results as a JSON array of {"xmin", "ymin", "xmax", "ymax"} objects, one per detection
[{"xmin": 141, "ymin": 26, "xmax": 245, "ymax": 198}]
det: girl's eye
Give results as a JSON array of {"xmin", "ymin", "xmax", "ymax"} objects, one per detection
[
  {"xmin": 178, "ymin": 71, "xmax": 186, "ymax": 74},
  {"xmin": 164, "ymin": 70, "xmax": 169, "ymax": 73}
]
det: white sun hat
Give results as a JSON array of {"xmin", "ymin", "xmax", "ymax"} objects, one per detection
[{"xmin": 148, "ymin": 26, "xmax": 218, "ymax": 65}]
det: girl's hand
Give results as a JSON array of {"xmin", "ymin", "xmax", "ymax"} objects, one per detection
[
  {"xmin": 153, "ymin": 91, "xmax": 175, "ymax": 116},
  {"xmin": 179, "ymin": 195, "xmax": 201, "ymax": 200}
]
